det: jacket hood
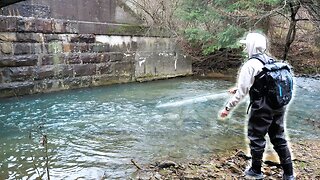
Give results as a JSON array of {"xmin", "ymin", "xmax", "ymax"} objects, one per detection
[{"xmin": 240, "ymin": 32, "xmax": 267, "ymax": 58}]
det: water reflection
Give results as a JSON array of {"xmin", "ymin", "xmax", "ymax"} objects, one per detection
[{"xmin": 0, "ymin": 77, "xmax": 319, "ymax": 179}]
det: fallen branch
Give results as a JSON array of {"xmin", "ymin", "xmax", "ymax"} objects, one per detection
[
  {"xmin": 292, "ymin": 159, "xmax": 308, "ymax": 163},
  {"xmin": 131, "ymin": 159, "xmax": 142, "ymax": 170}
]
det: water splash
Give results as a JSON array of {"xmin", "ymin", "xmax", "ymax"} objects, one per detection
[{"xmin": 156, "ymin": 92, "xmax": 229, "ymax": 108}]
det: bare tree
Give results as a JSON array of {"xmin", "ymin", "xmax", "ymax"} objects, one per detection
[
  {"xmin": 283, "ymin": 2, "xmax": 301, "ymax": 60},
  {"xmin": 302, "ymin": 0, "xmax": 320, "ymax": 30},
  {"xmin": 123, "ymin": 0, "xmax": 180, "ymax": 36}
]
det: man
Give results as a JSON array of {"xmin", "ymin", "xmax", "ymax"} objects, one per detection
[{"xmin": 220, "ymin": 32, "xmax": 294, "ymax": 180}]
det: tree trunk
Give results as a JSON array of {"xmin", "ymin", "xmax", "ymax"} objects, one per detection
[{"xmin": 283, "ymin": 2, "xmax": 300, "ymax": 61}]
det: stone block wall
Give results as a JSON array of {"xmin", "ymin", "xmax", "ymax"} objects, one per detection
[
  {"xmin": 0, "ymin": 16, "xmax": 192, "ymax": 98},
  {"xmin": 0, "ymin": 0, "xmax": 140, "ymax": 24}
]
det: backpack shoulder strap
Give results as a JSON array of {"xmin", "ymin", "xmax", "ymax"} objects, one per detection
[
  {"xmin": 249, "ymin": 55, "xmax": 266, "ymax": 65},
  {"xmin": 249, "ymin": 54, "xmax": 275, "ymax": 65}
]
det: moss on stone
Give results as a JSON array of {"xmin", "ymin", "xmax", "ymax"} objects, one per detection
[{"xmin": 48, "ymin": 41, "xmax": 63, "ymax": 54}]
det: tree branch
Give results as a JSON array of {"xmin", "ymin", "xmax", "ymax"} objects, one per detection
[{"xmin": 253, "ymin": 0, "xmax": 288, "ymax": 27}]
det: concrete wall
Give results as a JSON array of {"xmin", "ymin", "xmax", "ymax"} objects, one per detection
[
  {"xmin": 0, "ymin": 1, "xmax": 192, "ymax": 98},
  {"xmin": 0, "ymin": 0, "xmax": 26, "ymax": 8},
  {"xmin": 0, "ymin": 0, "xmax": 140, "ymax": 24}
]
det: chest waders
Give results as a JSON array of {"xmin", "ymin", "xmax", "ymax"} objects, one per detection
[
  {"xmin": 248, "ymin": 87, "xmax": 293, "ymax": 177},
  {"xmin": 246, "ymin": 55, "xmax": 294, "ymax": 177}
]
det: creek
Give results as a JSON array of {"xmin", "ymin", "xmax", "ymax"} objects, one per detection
[{"xmin": 0, "ymin": 76, "xmax": 319, "ymax": 179}]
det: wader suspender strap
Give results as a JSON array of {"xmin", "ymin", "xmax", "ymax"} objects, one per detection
[{"xmin": 246, "ymin": 55, "xmax": 272, "ymax": 114}]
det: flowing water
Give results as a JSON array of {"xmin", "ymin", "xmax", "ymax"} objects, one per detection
[{"xmin": 0, "ymin": 77, "xmax": 319, "ymax": 179}]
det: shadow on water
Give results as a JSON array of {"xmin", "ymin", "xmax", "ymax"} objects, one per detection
[{"xmin": 0, "ymin": 76, "xmax": 319, "ymax": 179}]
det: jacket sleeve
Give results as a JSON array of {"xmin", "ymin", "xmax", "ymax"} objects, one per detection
[{"xmin": 226, "ymin": 60, "xmax": 262, "ymax": 110}]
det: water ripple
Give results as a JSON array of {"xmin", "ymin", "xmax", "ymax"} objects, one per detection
[{"xmin": 0, "ymin": 77, "xmax": 318, "ymax": 179}]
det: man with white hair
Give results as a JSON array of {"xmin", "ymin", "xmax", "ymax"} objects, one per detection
[{"xmin": 220, "ymin": 32, "xmax": 294, "ymax": 180}]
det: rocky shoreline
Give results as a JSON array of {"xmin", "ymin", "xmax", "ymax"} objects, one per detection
[
  {"xmin": 294, "ymin": 73, "xmax": 320, "ymax": 80},
  {"xmin": 131, "ymin": 139, "xmax": 320, "ymax": 179}
]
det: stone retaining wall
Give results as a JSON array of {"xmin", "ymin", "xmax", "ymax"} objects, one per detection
[{"xmin": 0, "ymin": 16, "xmax": 192, "ymax": 98}]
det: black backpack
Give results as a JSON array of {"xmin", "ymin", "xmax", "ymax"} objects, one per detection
[{"xmin": 249, "ymin": 54, "xmax": 293, "ymax": 109}]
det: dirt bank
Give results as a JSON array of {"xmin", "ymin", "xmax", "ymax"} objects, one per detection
[{"xmin": 131, "ymin": 139, "xmax": 320, "ymax": 179}]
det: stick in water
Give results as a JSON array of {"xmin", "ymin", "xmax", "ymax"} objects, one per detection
[{"xmin": 131, "ymin": 159, "xmax": 142, "ymax": 170}]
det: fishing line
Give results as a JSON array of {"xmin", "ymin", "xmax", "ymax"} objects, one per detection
[{"xmin": 156, "ymin": 92, "xmax": 229, "ymax": 108}]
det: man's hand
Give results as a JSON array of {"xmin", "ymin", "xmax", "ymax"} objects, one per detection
[
  {"xmin": 228, "ymin": 87, "xmax": 237, "ymax": 94},
  {"xmin": 220, "ymin": 109, "xmax": 230, "ymax": 118}
]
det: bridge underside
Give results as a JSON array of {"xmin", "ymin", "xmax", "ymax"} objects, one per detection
[{"xmin": 0, "ymin": 0, "xmax": 25, "ymax": 8}]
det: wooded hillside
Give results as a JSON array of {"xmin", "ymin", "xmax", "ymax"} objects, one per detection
[{"xmin": 126, "ymin": 0, "xmax": 320, "ymax": 75}]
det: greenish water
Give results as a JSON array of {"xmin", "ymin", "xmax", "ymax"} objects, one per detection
[{"xmin": 0, "ymin": 77, "xmax": 319, "ymax": 179}]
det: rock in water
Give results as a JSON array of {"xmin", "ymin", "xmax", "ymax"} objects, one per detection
[{"xmin": 158, "ymin": 160, "xmax": 177, "ymax": 169}]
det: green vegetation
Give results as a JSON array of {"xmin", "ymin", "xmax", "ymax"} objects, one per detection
[{"xmin": 175, "ymin": 0, "xmax": 280, "ymax": 55}]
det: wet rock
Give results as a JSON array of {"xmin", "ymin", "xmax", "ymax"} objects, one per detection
[
  {"xmin": 236, "ymin": 150, "xmax": 251, "ymax": 160},
  {"xmin": 136, "ymin": 171, "xmax": 154, "ymax": 180},
  {"xmin": 263, "ymin": 166, "xmax": 272, "ymax": 176},
  {"xmin": 153, "ymin": 172, "xmax": 161, "ymax": 180},
  {"xmin": 227, "ymin": 162, "xmax": 242, "ymax": 174},
  {"xmin": 158, "ymin": 160, "xmax": 177, "ymax": 169},
  {"xmin": 183, "ymin": 173, "xmax": 201, "ymax": 180},
  {"xmin": 0, "ymin": 81, "xmax": 35, "ymax": 97},
  {"xmin": 304, "ymin": 167, "xmax": 313, "ymax": 173}
]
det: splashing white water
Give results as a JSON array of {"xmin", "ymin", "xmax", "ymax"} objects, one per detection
[{"xmin": 156, "ymin": 92, "xmax": 229, "ymax": 108}]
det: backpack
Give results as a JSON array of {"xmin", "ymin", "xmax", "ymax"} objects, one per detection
[{"xmin": 249, "ymin": 54, "xmax": 293, "ymax": 109}]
